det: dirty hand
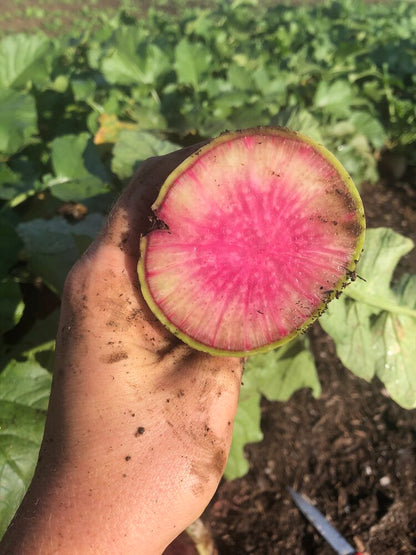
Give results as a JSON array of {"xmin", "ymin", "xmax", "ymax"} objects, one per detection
[{"xmin": 2, "ymin": 147, "xmax": 243, "ymax": 554}]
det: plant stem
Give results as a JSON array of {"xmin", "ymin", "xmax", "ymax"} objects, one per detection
[{"xmin": 345, "ymin": 289, "xmax": 416, "ymax": 318}]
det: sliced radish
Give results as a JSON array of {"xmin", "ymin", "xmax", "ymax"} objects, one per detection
[{"xmin": 138, "ymin": 127, "xmax": 365, "ymax": 356}]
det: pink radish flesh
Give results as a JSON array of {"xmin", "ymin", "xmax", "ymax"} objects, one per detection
[{"xmin": 139, "ymin": 128, "xmax": 365, "ymax": 355}]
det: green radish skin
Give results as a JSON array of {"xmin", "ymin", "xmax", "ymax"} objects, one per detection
[{"xmin": 138, "ymin": 127, "xmax": 365, "ymax": 356}]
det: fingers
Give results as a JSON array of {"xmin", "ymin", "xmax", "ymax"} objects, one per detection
[{"xmin": 100, "ymin": 142, "xmax": 208, "ymax": 258}]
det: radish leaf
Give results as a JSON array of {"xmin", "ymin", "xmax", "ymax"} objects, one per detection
[
  {"xmin": 0, "ymin": 360, "xmax": 51, "ymax": 537},
  {"xmin": 0, "ymin": 34, "xmax": 51, "ymax": 90},
  {"xmin": 0, "ymin": 280, "xmax": 24, "ymax": 335},
  {"xmin": 320, "ymin": 228, "xmax": 416, "ymax": 408},
  {"xmin": 225, "ymin": 392, "xmax": 262, "ymax": 480},
  {"xmin": 48, "ymin": 134, "xmax": 110, "ymax": 201},
  {"xmin": 0, "ymin": 90, "xmax": 37, "ymax": 157},
  {"xmin": 373, "ymin": 274, "xmax": 416, "ymax": 409},
  {"xmin": 112, "ymin": 130, "xmax": 179, "ymax": 179},
  {"xmin": 99, "ymin": 29, "xmax": 169, "ymax": 86},
  {"xmin": 17, "ymin": 214, "xmax": 103, "ymax": 294},
  {"xmin": 226, "ymin": 337, "xmax": 320, "ymax": 479},
  {"xmin": 174, "ymin": 39, "xmax": 212, "ymax": 89}
]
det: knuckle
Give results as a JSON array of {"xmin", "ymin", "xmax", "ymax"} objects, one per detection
[{"xmin": 62, "ymin": 257, "xmax": 91, "ymax": 304}]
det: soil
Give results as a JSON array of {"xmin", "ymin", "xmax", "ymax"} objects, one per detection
[{"xmin": 203, "ymin": 172, "xmax": 416, "ymax": 554}]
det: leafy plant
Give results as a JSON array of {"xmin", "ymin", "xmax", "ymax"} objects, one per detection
[{"xmin": 0, "ymin": 0, "xmax": 415, "ymax": 538}]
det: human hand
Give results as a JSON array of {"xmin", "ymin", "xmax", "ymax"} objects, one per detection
[{"xmin": 2, "ymin": 146, "xmax": 243, "ymax": 554}]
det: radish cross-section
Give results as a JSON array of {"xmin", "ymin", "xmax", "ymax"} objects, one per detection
[{"xmin": 138, "ymin": 127, "xmax": 365, "ymax": 356}]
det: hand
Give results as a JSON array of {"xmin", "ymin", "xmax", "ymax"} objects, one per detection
[{"xmin": 2, "ymin": 146, "xmax": 243, "ymax": 554}]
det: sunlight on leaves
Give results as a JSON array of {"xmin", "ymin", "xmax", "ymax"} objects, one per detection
[
  {"xmin": 174, "ymin": 39, "xmax": 212, "ymax": 89},
  {"xmin": 100, "ymin": 28, "xmax": 169, "ymax": 86},
  {"xmin": 112, "ymin": 130, "xmax": 179, "ymax": 179},
  {"xmin": 0, "ymin": 34, "xmax": 51, "ymax": 90}
]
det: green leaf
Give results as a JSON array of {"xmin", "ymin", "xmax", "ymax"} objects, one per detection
[
  {"xmin": 227, "ymin": 64, "xmax": 254, "ymax": 91},
  {"xmin": 100, "ymin": 29, "xmax": 169, "ymax": 86},
  {"xmin": 0, "ymin": 34, "xmax": 51, "ymax": 89},
  {"xmin": 272, "ymin": 109, "xmax": 324, "ymax": 144},
  {"xmin": 16, "ymin": 214, "xmax": 103, "ymax": 294},
  {"xmin": 6, "ymin": 310, "xmax": 59, "ymax": 365},
  {"xmin": 174, "ymin": 39, "xmax": 212, "ymax": 89},
  {"xmin": 0, "ymin": 280, "xmax": 24, "ymax": 335},
  {"xmin": 0, "ymin": 90, "xmax": 37, "ymax": 157},
  {"xmin": 334, "ymin": 134, "xmax": 379, "ymax": 185},
  {"xmin": 0, "ymin": 360, "xmax": 51, "ymax": 537},
  {"xmin": 71, "ymin": 213, "xmax": 104, "ymax": 254},
  {"xmin": 211, "ymin": 91, "xmax": 246, "ymax": 118},
  {"xmin": 321, "ymin": 228, "xmax": 416, "ymax": 408},
  {"xmin": 313, "ymin": 80, "xmax": 355, "ymax": 118},
  {"xmin": 225, "ymin": 337, "xmax": 320, "ymax": 479},
  {"xmin": 48, "ymin": 133, "xmax": 110, "ymax": 201},
  {"xmin": 350, "ymin": 111, "xmax": 387, "ymax": 150},
  {"xmin": 17, "ymin": 216, "xmax": 78, "ymax": 294},
  {"xmin": 248, "ymin": 337, "xmax": 321, "ymax": 402},
  {"xmin": 0, "ymin": 215, "xmax": 23, "ymax": 279},
  {"xmin": 0, "ymin": 360, "xmax": 51, "ymax": 409},
  {"xmin": 225, "ymin": 392, "xmax": 263, "ymax": 480},
  {"xmin": 112, "ymin": 130, "xmax": 179, "ymax": 180},
  {"xmin": 71, "ymin": 77, "xmax": 96, "ymax": 102},
  {"xmin": 0, "ymin": 164, "xmax": 21, "ymax": 201},
  {"xmin": 50, "ymin": 74, "xmax": 69, "ymax": 94},
  {"xmin": 128, "ymin": 105, "xmax": 167, "ymax": 132},
  {"xmin": 373, "ymin": 274, "xmax": 416, "ymax": 409},
  {"xmin": 321, "ymin": 300, "xmax": 376, "ymax": 381},
  {"xmin": 0, "ymin": 157, "xmax": 40, "ymax": 205},
  {"xmin": 347, "ymin": 228, "xmax": 414, "ymax": 307}
]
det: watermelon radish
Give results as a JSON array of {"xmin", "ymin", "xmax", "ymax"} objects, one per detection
[{"xmin": 138, "ymin": 127, "xmax": 365, "ymax": 356}]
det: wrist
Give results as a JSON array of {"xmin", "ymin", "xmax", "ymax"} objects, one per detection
[{"xmin": 1, "ymin": 453, "xmax": 172, "ymax": 555}]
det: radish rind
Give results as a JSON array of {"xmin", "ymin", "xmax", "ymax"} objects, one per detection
[{"xmin": 138, "ymin": 127, "xmax": 365, "ymax": 356}]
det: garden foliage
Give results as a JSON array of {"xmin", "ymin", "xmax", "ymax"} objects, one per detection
[{"xmin": 0, "ymin": 0, "xmax": 415, "ymax": 536}]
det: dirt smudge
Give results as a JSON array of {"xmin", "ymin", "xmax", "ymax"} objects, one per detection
[
  {"xmin": 100, "ymin": 351, "xmax": 129, "ymax": 364},
  {"xmin": 190, "ymin": 445, "xmax": 227, "ymax": 495}
]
